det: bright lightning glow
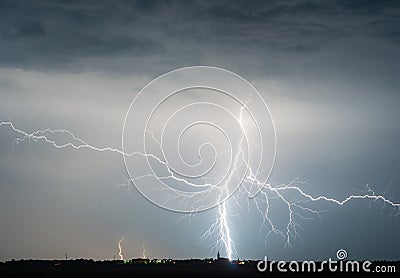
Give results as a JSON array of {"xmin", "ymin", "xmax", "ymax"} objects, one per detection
[
  {"xmin": 216, "ymin": 107, "xmax": 246, "ymax": 260},
  {"xmin": 202, "ymin": 106, "xmax": 248, "ymax": 260},
  {"xmin": 118, "ymin": 236, "xmax": 125, "ymax": 261},
  {"xmin": 218, "ymin": 201, "xmax": 233, "ymax": 260}
]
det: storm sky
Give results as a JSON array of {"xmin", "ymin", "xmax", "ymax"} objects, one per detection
[{"xmin": 0, "ymin": 0, "xmax": 399, "ymax": 261}]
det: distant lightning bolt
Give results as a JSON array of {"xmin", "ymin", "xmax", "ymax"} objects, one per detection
[
  {"xmin": 142, "ymin": 242, "xmax": 146, "ymax": 259},
  {"xmin": 118, "ymin": 236, "xmax": 125, "ymax": 261}
]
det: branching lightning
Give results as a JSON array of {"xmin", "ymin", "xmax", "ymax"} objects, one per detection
[{"xmin": 202, "ymin": 107, "xmax": 246, "ymax": 260}]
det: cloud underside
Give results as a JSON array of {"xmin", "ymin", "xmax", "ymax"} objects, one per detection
[{"xmin": 0, "ymin": 0, "xmax": 398, "ymax": 72}]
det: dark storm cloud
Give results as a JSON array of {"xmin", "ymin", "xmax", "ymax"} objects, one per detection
[
  {"xmin": 0, "ymin": 0, "xmax": 166, "ymax": 69},
  {"xmin": 0, "ymin": 0, "xmax": 399, "ymax": 71},
  {"xmin": 200, "ymin": 0, "xmax": 400, "ymax": 50}
]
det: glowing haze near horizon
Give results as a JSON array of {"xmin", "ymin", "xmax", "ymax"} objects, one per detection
[{"xmin": 0, "ymin": 0, "xmax": 400, "ymax": 261}]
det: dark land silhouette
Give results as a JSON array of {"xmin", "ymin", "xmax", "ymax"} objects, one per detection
[{"xmin": 0, "ymin": 258, "xmax": 398, "ymax": 277}]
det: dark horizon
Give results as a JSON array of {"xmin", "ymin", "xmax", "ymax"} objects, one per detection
[{"xmin": 1, "ymin": 258, "xmax": 398, "ymax": 277}]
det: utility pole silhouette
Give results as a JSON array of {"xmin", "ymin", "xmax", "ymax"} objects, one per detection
[{"xmin": 65, "ymin": 252, "xmax": 68, "ymax": 261}]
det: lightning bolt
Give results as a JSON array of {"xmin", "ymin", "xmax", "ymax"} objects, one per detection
[
  {"xmin": 142, "ymin": 242, "xmax": 146, "ymax": 259},
  {"xmin": 218, "ymin": 201, "xmax": 233, "ymax": 260},
  {"xmin": 201, "ymin": 106, "xmax": 251, "ymax": 260},
  {"xmin": 118, "ymin": 236, "xmax": 125, "ymax": 261},
  {"xmin": 215, "ymin": 107, "xmax": 246, "ymax": 260},
  {"xmin": 1, "ymin": 120, "xmax": 399, "ymax": 259}
]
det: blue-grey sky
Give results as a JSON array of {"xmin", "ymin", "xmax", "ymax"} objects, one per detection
[{"xmin": 0, "ymin": 0, "xmax": 399, "ymax": 261}]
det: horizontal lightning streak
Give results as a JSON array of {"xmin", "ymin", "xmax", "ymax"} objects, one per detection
[{"xmin": 0, "ymin": 121, "xmax": 212, "ymax": 189}]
